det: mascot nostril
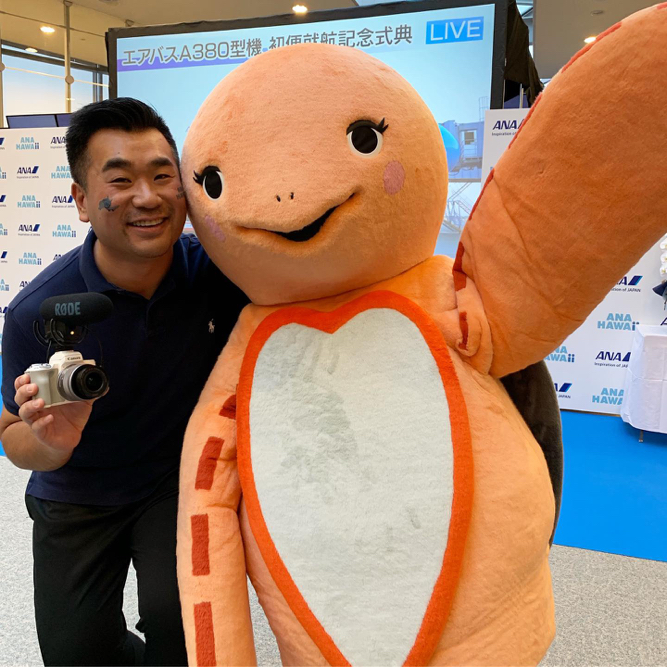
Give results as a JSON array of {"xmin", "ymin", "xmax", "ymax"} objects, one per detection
[
  {"xmin": 178, "ymin": 11, "xmax": 667, "ymax": 666},
  {"xmin": 275, "ymin": 193, "xmax": 296, "ymax": 203}
]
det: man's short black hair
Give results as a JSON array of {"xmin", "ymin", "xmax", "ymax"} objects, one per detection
[{"xmin": 66, "ymin": 97, "xmax": 179, "ymax": 188}]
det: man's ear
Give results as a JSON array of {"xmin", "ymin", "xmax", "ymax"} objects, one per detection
[{"xmin": 71, "ymin": 182, "xmax": 90, "ymax": 223}]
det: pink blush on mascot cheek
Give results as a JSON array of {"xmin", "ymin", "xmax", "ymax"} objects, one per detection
[
  {"xmin": 177, "ymin": 10, "xmax": 667, "ymax": 666},
  {"xmin": 383, "ymin": 160, "xmax": 405, "ymax": 196},
  {"xmin": 204, "ymin": 214, "xmax": 226, "ymax": 242}
]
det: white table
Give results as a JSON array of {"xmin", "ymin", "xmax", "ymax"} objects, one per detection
[{"xmin": 621, "ymin": 325, "xmax": 667, "ymax": 434}]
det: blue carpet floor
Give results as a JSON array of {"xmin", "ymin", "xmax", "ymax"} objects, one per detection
[
  {"xmin": 1, "ymin": 362, "xmax": 666, "ymax": 561},
  {"xmin": 554, "ymin": 410, "xmax": 667, "ymax": 562}
]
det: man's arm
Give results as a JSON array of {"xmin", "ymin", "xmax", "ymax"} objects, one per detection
[
  {"xmin": 1, "ymin": 308, "xmax": 94, "ymax": 471},
  {"xmin": 0, "ymin": 406, "xmax": 72, "ymax": 471},
  {"xmin": 0, "ymin": 373, "xmax": 93, "ymax": 471}
]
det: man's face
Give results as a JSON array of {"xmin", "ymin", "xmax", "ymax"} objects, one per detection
[{"xmin": 73, "ymin": 128, "xmax": 187, "ymax": 261}]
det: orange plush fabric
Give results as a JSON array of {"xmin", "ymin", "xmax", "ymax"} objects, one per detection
[
  {"xmin": 177, "ymin": 7, "xmax": 667, "ymax": 666},
  {"xmin": 182, "ymin": 43, "xmax": 447, "ymax": 305}
]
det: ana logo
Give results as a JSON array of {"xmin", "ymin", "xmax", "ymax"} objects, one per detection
[
  {"xmin": 0, "ymin": 137, "xmax": 5, "ymax": 146},
  {"xmin": 595, "ymin": 350, "xmax": 631, "ymax": 368},
  {"xmin": 18, "ymin": 223, "xmax": 41, "ymax": 235},
  {"xmin": 16, "ymin": 136, "xmax": 39, "ymax": 150},
  {"xmin": 592, "ymin": 387, "xmax": 624, "ymax": 406},
  {"xmin": 17, "ymin": 165, "xmax": 39, "ymax": 178},
  {"xmin": 597, "ymin": 313, "xmax": 638, "ymax": 331},
  {"xmin": 0, "ymin": 251, "xmax": 7, "ymax": 261},
  {"xmin": 17, "ymin": 194, "xmax": 41, "ymax": 209},
  {"xmin": 0, "ymin": 279, "xmax": 10, "ymax": 292},
  {"xmin": 50, "ymin": 136, "xmax": 66, "ymax": 146},
  {"xmin": 52, "ymin": 224, "xmax": 76, "ymax": 238},
  {"xmin": 426, "ymin": 16, "xmax": 484, "ymax": 44},
  {"xmin": 19, "ymin": 252, "xmax": 42, "ymax": 266},
  {"xmin": 493, "ymin": 120, "xmax": 519, "ymax": 131},
  {"xmin": 613, "ymin": 275, "xmax": 643, "ymax": 293},
  {"xmin": 546, "ymin": 346, "xmax": 575, "ymax": 363},
  {"xmin": 51, "ymin": 165, "xmax": 72, "ymax": 179},
  {"xmin": 0, "ymin": 194, "xmax": 5, "ymax": 205},
  {"xmin": 51, "ymin": 194, "xmax": 75, "ymax": 208},
  {"xmin": 554, "ymin": 382, "xmax": 573, "ymax": 396},
  {"xmin": 19, "ymin": 280, "xmax": 30, "ymax": 290}
]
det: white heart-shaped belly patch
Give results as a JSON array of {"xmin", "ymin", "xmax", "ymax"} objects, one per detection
[{"xmin": 238, "ymin": 292, "xmax": 472, "ymax": 666}]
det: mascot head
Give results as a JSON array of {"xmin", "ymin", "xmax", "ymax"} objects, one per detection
[{"xmin": 183, "ymin": 43, "xmax": 448, "ymax": 305}]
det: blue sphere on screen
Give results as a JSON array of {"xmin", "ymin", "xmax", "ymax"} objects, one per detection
[{"xmin": 439, "ymin": 125, "xmax": 461, "ymax": 169}]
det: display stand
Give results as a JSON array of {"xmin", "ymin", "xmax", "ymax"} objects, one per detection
[{"xmin": 621, "ymin": 325, "xmax": 667, "ymax": 435}]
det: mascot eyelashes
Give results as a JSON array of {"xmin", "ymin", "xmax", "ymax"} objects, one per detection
[{"xmin": 176, "ymin": 6, "xmax": 667, "ymax": 666}]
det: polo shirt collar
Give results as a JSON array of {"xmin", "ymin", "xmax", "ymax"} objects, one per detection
[{"xmin": 79, "ymin": 229, "xmax": 188, "ymax": 298}]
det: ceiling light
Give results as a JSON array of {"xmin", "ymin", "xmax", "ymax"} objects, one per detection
[
  {"xmin": 40, "ymin": 26, "xmax": 55, "ymax": 34},
  {"xmin": 584, "ymin": 36, "xmax": 597, "ymax": 44},
  {"xmin": 293, "ymin": 4, "xmax": 308, "ymax": 14},
  {"xmin": 25, "ymin": 47, "xmax": 38, "ymax": 53}
]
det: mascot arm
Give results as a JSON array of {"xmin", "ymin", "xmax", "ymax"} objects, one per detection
[
  {"xmin": 453, "ymin": 5, "xmax": 667, "ymax": 378},
  {"xmin": 177, "ymin": 310, "xmax": 257, "ymax": 667}
]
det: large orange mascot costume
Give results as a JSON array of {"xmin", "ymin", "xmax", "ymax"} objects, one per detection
[{"xmin": 177, "ymin": 6, "xmax": 667, "ymax": 666}]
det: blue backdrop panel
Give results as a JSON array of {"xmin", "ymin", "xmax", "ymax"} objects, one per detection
[{"xmin": 554, "ymin": 411, "xmax": 667, "ymax": 562}]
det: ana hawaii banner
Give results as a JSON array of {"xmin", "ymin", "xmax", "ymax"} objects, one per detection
[{"xmin": 0, "ymin": 127, "xmax": 88, "ymax": 351}]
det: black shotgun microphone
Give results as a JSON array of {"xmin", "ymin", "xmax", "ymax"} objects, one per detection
[{"xmin": 39, "ymin": 292, "xmax": 113, "ymax": 326}]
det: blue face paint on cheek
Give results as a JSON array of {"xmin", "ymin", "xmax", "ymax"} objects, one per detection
[{"xmin": 98, "ymin": 197, "xmax": 119, "ymax": 212}]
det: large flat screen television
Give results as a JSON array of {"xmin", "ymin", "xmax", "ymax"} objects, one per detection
[{"xmin": 108, "ymin": 0, "xmax": 506, "ymax": 253}]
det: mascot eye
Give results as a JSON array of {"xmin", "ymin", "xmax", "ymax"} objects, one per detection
[
  {"xmin": 193, "ymin": 166, "xmax": 224, "ymax": 200},
  {"xmin": 346, "ymin": 118, "xmax": 388, "ymax": 157}
]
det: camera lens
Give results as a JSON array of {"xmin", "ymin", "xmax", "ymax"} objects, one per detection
[
  {"xmin": 83, "ymin": 372, "xmax": 104, "ymax": 393},
  {"xmin": 58, "ymin": 364, "xmax": 108, "ymax": 401}
]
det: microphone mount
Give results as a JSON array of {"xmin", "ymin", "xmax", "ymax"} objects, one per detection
[
  {"xmin": 33, "ymin": 319, "xmax": 89, "ymax": 350},
  {"xmin": 32, "ymin": 292, "xmax": 113, "ymax": 361}
]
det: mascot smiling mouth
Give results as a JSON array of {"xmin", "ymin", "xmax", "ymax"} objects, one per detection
[
  {"xmin": 264, "ymin": 194, "xmax": 355, "ymax": 243},
  {"xmin": 274, "ymin": 206, "xmax": 336, "ymax": 242}
]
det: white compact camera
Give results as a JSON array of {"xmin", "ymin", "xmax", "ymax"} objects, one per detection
[{"xmin": 25, "ymin": 351, "xmax": 109, "ymax": 408}]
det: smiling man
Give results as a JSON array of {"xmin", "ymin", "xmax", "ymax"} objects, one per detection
[{"xmin": 0, "ymin": 98, "xmax": 247, "ymax": 666}]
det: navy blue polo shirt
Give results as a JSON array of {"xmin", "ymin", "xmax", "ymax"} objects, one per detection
[{"xmin": 1, "ymin": 230, "xmax": 248, "ymax": 505}]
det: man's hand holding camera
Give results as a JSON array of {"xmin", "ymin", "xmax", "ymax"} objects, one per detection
[
  {"xmin": 0, "ymin": 292, "xmax": 112, "ymax": 471},
  {"xmin": 14, "ymin": 372, "xmax": 96, "ymax": 457}
]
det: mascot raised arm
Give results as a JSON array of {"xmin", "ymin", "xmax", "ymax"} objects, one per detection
[{"xmin": 177, "ymin": 6, "xmax": 667, "ymax": 665}]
